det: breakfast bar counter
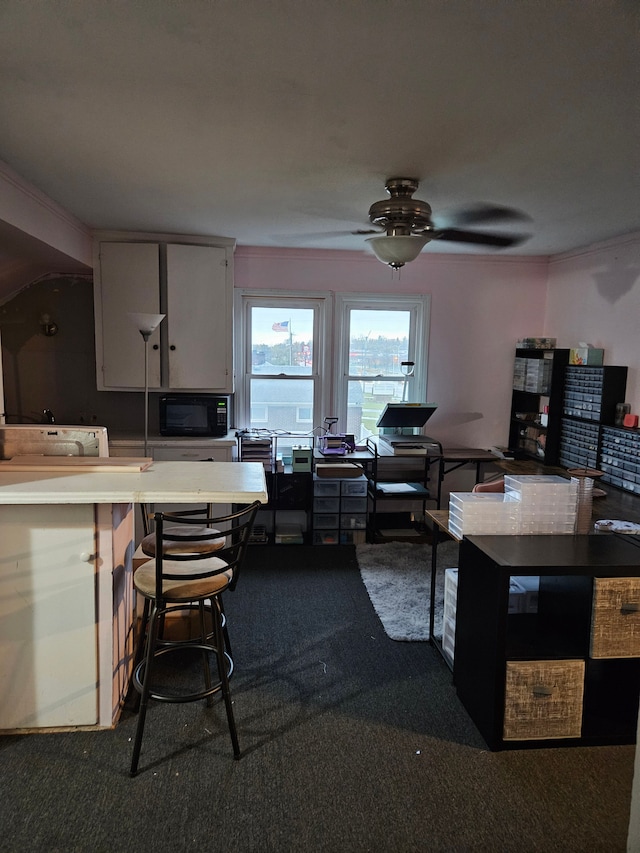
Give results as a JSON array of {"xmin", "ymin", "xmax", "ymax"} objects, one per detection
[{"xmin": 0, "ymin": 461, "xmax": 268, "ymax": 733}]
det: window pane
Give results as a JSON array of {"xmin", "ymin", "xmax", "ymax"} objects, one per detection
[
  {"xmin": 348, "ymin": 309, "xmax": 410, "ymax": 377},
  {"xmin": 347, "ymin": 379, "xmax": 406, "ymax": 439},
  {"xmin": 251, "ymin": 307, "xmax": 314, "ymax": 375},
  {"xmin": 250, "ymin": 378, "xmax": 315, "ymax": 432}
]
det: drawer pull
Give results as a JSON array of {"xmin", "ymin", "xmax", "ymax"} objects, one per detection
[
  {"xmin": 620, "ymin": 603, "xmax": 640, "ymax": 614},
  {"xmin": 532, "ymin": 685, "xmax": 553, "ymax": 698}
]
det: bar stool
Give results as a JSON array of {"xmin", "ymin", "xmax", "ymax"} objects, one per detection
[
  {"xmin": 129, "ymin": 501, "xmax": 261, "ymax": 776},
  {"xmin": 139, "ymin": 507, "xmax": 229, "ymax": 649}
]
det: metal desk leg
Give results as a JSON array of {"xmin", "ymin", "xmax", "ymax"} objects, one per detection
[{"xmin": 429, "ymin": 524, "xmax": 439, "ymax": 643}]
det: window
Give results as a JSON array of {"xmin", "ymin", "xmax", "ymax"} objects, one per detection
[
  {"xmin": 236, "ymin": 291, "xmax": 429, "ymax": 440},
  {"xmin": 335, "ymin": 294, "xmax": 429, "ymax": 440},
  {"xmin": 236, "ymin": 295, "xmax": 328, "ymax": 437}
]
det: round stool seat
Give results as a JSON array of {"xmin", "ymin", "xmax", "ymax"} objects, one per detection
[
  {"xmin": 141, "ymin": 526, "xmax": 225, "ymax": 557},
  {"xmin": 134, "ymin": 556, "xmax": 232, "ymax": 601}
]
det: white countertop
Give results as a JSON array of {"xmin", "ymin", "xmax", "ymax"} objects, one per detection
[{"xmin": 0, "ymin": 460, "xmax": 268, "ymax": 505}]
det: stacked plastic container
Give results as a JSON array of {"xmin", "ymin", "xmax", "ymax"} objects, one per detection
[
  {"xmin": 504, "ymin": 474, "xmax": 578, "ymax": 534},
  {"xmin": 448, "ymin": 474, "xmax": 578, "ymax": 537},
  {"xmin": 442, "ymin": 568, "xmax": 459, "ymax": 668},
  {"xmin": 448, "ymin": 492, "xmax": 520, "ymax": 539}
]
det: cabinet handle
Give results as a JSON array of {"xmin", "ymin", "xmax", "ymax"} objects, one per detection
[
  {"xmin": 170, "ymin": 345, "xmax": 176, "ymax": 351},
  {"xmin": 153, "ymin": 344, "xmax": 159, "ymax": 350},
  {"xmin": 532, "ymin": 685, "xmax": 553, "ymax": 698},
  {"xmin": 79, "ymin": 551, "xmax": 93, "ymax": 563},
  {"xmin": 621, "ymin": 603, "xmax": 640, "ymax": 614}
]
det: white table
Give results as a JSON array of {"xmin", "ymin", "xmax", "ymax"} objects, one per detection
[{"xmin": 0, "ymin": 461, "xmax": 267, "ymax": 732}]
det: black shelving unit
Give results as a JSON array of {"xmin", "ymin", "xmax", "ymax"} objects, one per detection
[
  {"xmin": 508, "ymin": 348, "xmax": 570, "ymax": 465},
  {"xmin": 454, "ymin": 534, "xmax": 640, "ymax": 751}
]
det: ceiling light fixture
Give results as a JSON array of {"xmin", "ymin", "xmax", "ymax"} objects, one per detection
[
  {"xmin": 365, "ymin": 178, "xmax": 433, "ymax": 269},
  {"xmin": 366, "ymin": 234, "xmax": 430, "ymax": 269}
]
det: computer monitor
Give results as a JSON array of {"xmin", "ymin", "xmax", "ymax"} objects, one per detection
[{"xmin": 376, "ymin": 403, "xmax": 438, "ymax": 429}]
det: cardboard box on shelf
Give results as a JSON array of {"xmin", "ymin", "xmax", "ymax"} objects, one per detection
[{"xmin": 569, "ymin": 347, "xmax": 604, "ymax": 366}]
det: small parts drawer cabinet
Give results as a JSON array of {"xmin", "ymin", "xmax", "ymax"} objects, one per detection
[
  {"xmin": 312, "ymin": 474, "xmax": 367, "ymax": 544},
  {"xmin": 455, "ymin": 534, "xmax": 640, "ymax": 750},
  {"xmin": 600, "ymin": 425, "xmax": 640, "ymax": 494}
]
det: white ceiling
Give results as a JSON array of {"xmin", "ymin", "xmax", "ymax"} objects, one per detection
[{"xmin": 0, "ymin": 0, "xmax": 638, "ymax": 266}]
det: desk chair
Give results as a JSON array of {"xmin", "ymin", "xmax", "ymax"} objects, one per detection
[
  {"xmin": 472, "ymin": 476, "xmax": 505, "ymax": 493},
  {"xmin": 129, "ymin": 501, "xmax": 261, "ymax": 776}
]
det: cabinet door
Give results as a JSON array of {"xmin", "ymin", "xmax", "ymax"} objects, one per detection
[
  {"xmin": 0, "ymin": 504, "xmax": 97, "ymax": 728},
  {"xmin": 166, "ymin": 244, "xmax": 231, "ymax": 391},
  {"xmin": 97, "ymin": 242, "xmax": 162, "ymax": 389}
]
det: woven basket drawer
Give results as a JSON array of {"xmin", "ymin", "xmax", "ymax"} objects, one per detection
[
  {"xmin": 591, "ymin": 577, "xmax": 640, "ymax": 658},
  {"xmin": 503, "ymin": 659, "xmax": 585, "ymax": 741}
]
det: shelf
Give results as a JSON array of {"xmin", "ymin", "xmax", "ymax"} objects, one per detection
[
  {"xmin": 454, "ymin": 535, "xmax": 640, "ymax": 750},
  {"xmin": 509, "ymin": 348, "xmax": 570, "ymax": 465}
]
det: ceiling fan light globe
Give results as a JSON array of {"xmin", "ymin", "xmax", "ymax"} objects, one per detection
[{"xmin": 366, "ymin": 235, "xmax": 429, "ymax": 268}]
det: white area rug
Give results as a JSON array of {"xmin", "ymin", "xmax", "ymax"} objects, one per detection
[{"xmin": 356, "ymin": 540, "xmax": 459, "ymax": 641}]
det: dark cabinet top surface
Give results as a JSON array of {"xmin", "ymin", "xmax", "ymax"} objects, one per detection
[{"xmin": 463, "ymin": 533, "xmax": 640, "ymax": 572}]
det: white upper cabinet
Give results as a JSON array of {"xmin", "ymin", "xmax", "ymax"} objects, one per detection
[
  {"xmin": 97, "ymin": 241, "xmax": 162, "ymax": 389},
  {"xmin": 94, "ymin": 233, "xmax": 235, "ymax": 392},
  {"xmin": 165, "ymin": 243, "xmax": 230, "ymax": 390}
]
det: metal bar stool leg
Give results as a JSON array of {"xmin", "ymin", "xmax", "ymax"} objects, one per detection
[
  {"xmin": 212, "ymin": 595, "xmax": 240, "ymax": 759},
  {"xmin": 130, "ymin": 604, "xmax": 162, "ymax": 777},
  {"xmin": 198, "ymin": 600, "xmax": 214, "ymax": 705},
  {"xmin": 217, "ymin": 596, "xmax": 233, "ymax": 660}
]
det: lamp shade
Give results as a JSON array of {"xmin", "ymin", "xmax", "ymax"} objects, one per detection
[
  {"xmin": 128, "ymin": 312, "xmax": 166, "ymax": 335},
  {"xmin": 366, "ymin": 235, "xmax": 430, "ymax": 268}
]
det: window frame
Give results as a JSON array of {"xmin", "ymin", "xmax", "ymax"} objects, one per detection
[
  {"xmin": 334, "ymin": 293, "xmax": 430, "ymax": 428},
  {"xmin": 234, "ymin": 290, "xmax": 330, "ymax": 432},
  {"xmin": 235, "ymin": 289, "xmax": 430, "ymax": 436}
]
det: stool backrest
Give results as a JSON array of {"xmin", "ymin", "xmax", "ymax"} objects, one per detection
[{"xmin": 152, "ymin": 501, "xmax": 261, "ymax": 600}]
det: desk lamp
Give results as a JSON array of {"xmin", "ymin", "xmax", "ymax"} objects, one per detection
[{"xmin": 401, "ymin": 361, "xmax": 415, "ymax": 401}]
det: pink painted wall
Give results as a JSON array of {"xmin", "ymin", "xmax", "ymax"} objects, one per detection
[
  {"xmin": 544, "ymin": 231, "xmax": 640, "ymax": 413},
  {"xmin": 235, "ymin": 246, "xmax": 549, "ymax": 449}
]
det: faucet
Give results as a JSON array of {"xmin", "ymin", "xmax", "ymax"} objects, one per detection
[{"xmin": 42, "ymin": 409, "xmax": 55, "ymax": 424}]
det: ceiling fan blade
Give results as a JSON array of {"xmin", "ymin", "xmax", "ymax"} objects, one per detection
[
  {"xmin": 444, "ymin": 203, "xmax": 532, "ymax": 227},
  {"xmin": 433, "ymin": 228, "xmax": 529, "ymax": 248}
]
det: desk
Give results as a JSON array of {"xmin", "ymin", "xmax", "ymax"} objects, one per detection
[
  {"xmin": 0, "ymin": 461, "xmax": 267, "ymax": 732},
  {"xmin": 436, "ymin": 449, "xmax": 497, "ymax": 508}
]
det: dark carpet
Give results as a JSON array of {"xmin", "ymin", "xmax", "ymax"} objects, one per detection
[{"xmin": 0, "ymin": 545, "xmax": 634, "ymax": 853}]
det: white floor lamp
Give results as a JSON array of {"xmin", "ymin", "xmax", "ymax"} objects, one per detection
[{"xmin": 128, "ymin": 313, "xmax": 166, "ymax": 457}]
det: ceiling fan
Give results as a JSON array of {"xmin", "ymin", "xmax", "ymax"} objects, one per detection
[{"xmin": 357, "ymin": 177, "xmax": 531, "ymax": 268}]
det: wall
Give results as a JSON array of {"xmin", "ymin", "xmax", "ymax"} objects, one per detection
[
  {"xmin": 544, "ymin": 231, "xmax": 640, "ymax": 412},
  {"xmin": 235, "ymin": 246, "xmax": 549, "ymax": 450},
  {"xmin": 4, "ymin": 233, "xmax": 639, "ymax": 450},
  {"xmin": 1, "ymin": 275, "xmax": 155, "ymax": 432}
]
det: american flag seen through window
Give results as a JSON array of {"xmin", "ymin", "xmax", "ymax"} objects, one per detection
[{"xmin": 272, "ymin": 321, "xmax": 289, "ymax": 332}]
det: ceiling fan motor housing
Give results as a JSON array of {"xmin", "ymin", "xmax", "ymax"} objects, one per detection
[{"xmin": 368, "ymin": 177, "xmax": 433, "ymax": 236}]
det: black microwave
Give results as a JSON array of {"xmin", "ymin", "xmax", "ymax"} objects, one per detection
[{"xmin": 159, "ymin": 395, "xmax": 229, "ymax": 437}]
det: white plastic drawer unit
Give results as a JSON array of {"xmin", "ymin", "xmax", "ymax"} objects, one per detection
[
  {"xmin": 341, "ymin": 496, "xmax": 367, "ymax": 514},
  {"xmin": 313, "ymin": 513, "xmax": 340, "ymax": 529},
  {"xmin": 313, "ymin": 479, "xmax": 341, "ymax": 497},
  {"xmin": 340, "ymin": 477, "xmax": 368, "ymax": 496},
  {"xmin": 339, "ymin": 513, "xmax": 367, "ymax": 530},
  {"xmin": 313, "ymin": 497, "xmax": 340, "ymax": 514}
]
